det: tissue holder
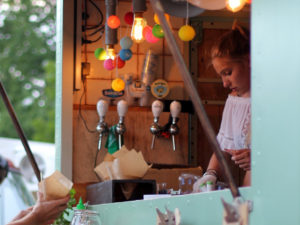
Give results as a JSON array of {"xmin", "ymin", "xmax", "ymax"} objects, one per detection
[{"xmin": 86, "ymin": 179, "xmax": 156, "ymax": 205}]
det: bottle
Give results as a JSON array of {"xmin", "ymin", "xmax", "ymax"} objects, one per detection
[
  {"xmin": 71, "ymin": 197, "xmax": 87, "ymax": 225},
  {"xmin": 206, "ymin": 181, "xmax": 214, "ymax": 192},
  {"xmin": 200, "ymin": 183, "xmax": 207, "ymax": 192}
]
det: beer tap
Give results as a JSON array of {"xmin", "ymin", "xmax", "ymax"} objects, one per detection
[
  {"xmin": 96, "ymin": 99, "xmax": 109, "ymax": 151},
  {"xmin": 169, "ymin": 101, "xmax": 181, "ymax": 151},
  {"xmin": 116, "ymin": 100, "xmax": 128, "ymax": 149},
  {"xmin": 150, "ymin": 100, "xmax": 164, "ymax": 149}
]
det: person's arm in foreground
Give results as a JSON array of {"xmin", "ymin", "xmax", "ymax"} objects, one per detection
[{"xmin": 7, "ymin": 192, "xmax": 69, "ymax": 225}]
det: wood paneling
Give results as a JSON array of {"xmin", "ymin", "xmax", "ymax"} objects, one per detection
[
  {"xmin": 196, "ymin": 29, "xmax": 230, "ymax": 170},
  {"xmin": 73, "ymin": 107, "xmax": 189, "ymax": 183}
]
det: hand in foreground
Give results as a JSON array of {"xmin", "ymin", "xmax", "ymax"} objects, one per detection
[
  {"xmin": 192, "ymin": 172, "xmax": 217, "ymax": 193},
  {"xmin": 225, "ymin": 149, "xmax": 251, "ymax": 171},
  {"xmin": 7, "ymin": 192, "xmax": 69, "ymax": 225},
  {"xmin": 31, "ymin": 192, "xmax": 70, "ymax": 225},
  {"xmin": 10, "ymin": 207, "xmax": 33, "ymax": 222}
]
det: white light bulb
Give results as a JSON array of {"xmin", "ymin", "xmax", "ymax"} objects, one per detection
[
  {"xmin": 131, "ymin": 13, "xmax": 147, "ymax": 43},
  {"xmin": 226, "ymin": 0, "xmax": 246, "ymax": 12},
  {"xmin": 106, "ymin": 45, "xmax": 116, "ymax": 60}
]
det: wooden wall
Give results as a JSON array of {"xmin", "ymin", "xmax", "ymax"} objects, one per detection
[
  {"xmin": 72, "ymin": 0, "xmax": 191, "ymax": 185},
  {"xmin": 193, "ymin": 12, "xmax": 250, "ymax": 174},
  {"xmin": 71, "ymin": 1, "xmax": 250, "ymax": 195}
]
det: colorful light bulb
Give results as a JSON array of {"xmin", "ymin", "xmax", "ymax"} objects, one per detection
[
  {"xmin": 103, "ymin": 59, "xmax": 115, "ymax": 70},
  {"xmin": 144, "ymin": 26, "xmax": 159, "ymax": 43},
  {"xmin": 113, "ymin": 56, "xmax": 125, "ymax": 69},
  {"xmin": 131, "ymin": 12, "xmax": 147, "ymax": 43},
  {"xmin": 119, "ymin": 49, "xmax": 132, "ymax": 61},
  {"xmin": 152, "ymin": 24, "xmax": 164, "ymax": 38},
  {"xmin": 124, "ymin": 12, "xmax": 134, "ymax": 25},
  {"xmin": 153, "ymin": 13, "xmax": 170, "ymax": 25},
  {"xmin": 107, "ymin": 15, "xmax": 120, "ymax": 29},
  {"xmin": 178, "ymin": 25, "xmax": 196, "ymax": 42},
  {"xmin": 112, "ymin": 78, "xmax": 125, "ymax": 92},
  {"xmin": 94, "ymin": 48, "xmax": 107, "ymax": 60},
  {"xmin": 120, "ymin": 36, "xmax": 133, "ymax": 49}
]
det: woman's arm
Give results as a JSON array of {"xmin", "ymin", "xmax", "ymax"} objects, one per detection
[{"xmin": 206, "ymin": 153, "xmax": 222, "ymax": 176}]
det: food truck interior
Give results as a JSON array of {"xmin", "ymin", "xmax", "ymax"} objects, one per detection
[
  {"xmin": 4, "ymin": 0, "xmax": 299, "ymax": 224},
  {"xmin": 63, "ymin": 0, "xmax": 251, "ymax": 201}
]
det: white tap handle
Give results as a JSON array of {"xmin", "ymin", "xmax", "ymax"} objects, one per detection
[
  {"xmin": 170, "ymin": 101, "xmax": 181, "ymax": 118},
  {"xmin": 96, "ymin": 99, "xmax": 109, "ymax": 118},
  {"xmin": 152, "ymin": 100, "xmax": 164, "ymax": 118},
  {"xmin": 117, "ymin": 100, "xmax": 128, "ymax": 117}
]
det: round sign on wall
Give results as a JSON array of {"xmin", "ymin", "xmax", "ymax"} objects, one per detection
[{"xmin": 151, "ymin": 79, "xmax": 170, "ymax": 99}]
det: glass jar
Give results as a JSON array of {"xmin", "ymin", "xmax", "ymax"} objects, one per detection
[
  {"xmin": 71, "ymin": 209, "xmax": 87, "ymax": 225},
  {"xmin": 84, "ymin": 210, "xmax": 101, "ymax": 225},
  {"xmin": 178, "ymin": 173, "xmax": 201, "ymax": 194}
]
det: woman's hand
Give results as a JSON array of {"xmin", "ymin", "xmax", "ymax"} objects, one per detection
[
  {"xmin": 193, "ymin": 170, "xmax": 217, "ymax": 193},
  {"xmin": 10, "ymin": 207, "xmax": 33, "ymax": 222},
  {"xmin": 225, "ymin": 149, "xmax": 251, "ymax": 171},
  {"xmin": 7, "ymin": 192, "xmax": 69, "ymax": 225},
  {"xmin": 31, "ymin": 192, "xmax": 70, "ymax": 225}
]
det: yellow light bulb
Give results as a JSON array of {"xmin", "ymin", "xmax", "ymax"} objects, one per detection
[
  {"xmin": 131, "ymin": 13, "xmax": 147, "ymax": 43},
  {"xmin": 226, "ymin": 0, "xmax": 246, "ymax": 12},
  {"xmin": 106, "ymin": 45, "xmax": 116, "ymax": 60}
]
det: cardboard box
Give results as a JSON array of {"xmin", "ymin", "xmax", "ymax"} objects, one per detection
[
  {"xmin": 86, "ymin": 179, "xmax": 156, "ymax": 205},
  {"xmin": 143, "ymin": 167, "xmax": 203, "ymax": 190}
]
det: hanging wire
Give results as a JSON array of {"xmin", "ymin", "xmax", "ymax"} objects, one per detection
[
  {"xmin": 82, "ymin": 0, "xmax": 105, "ymax": 44},
  {"xmin": 78, "ymin": 79, "xmax": 97, "ymax": 133},
  {"xmin": 115, "ymin": 55, "xmax": 119, "ymax": 78},
  {"xmin": 85, "ymin": 0, "xmax": 104, "ymax": 30},
  {"xmin": 185, "ymin": 0, "xmax": 189, "ymax": 25}
]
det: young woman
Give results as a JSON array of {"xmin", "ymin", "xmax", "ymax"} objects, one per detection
[{"xmin": 194, "ymin": 26, "xmax": 251, "ymax": 192}]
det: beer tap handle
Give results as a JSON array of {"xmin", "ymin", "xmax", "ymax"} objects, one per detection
[
  {"xmin": 150, "ymin": 100, "xmax": 164, "ymax": 149},
  {"xmin": 170, "ymin": 100, "xmax": 181, "ymax": 121},
  {"xmin": 96, "ymin": 99, "xmax": 109, "ymax": 150},
  {"xmin": 117, "ymin": 100, "xmax": 128, "ymax": 119},
  {"xmin": 152, "ymin": 100, "xmax": 164, "ymax": 120},
  {"xmin": 170, "ymin": 101, "xmax": 181, "ymax": 151},
  {"xmin": 97, "ymin": 99, "xmax": 109, "ymax": 121}
]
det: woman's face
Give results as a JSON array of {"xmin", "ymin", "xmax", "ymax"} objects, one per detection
[{"xmin": 212, "ymin": 56, "xmax": 250, "ymax": 97}]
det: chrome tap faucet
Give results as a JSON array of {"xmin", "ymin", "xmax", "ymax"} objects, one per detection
[
  {"xmin": 169, "ymin": 101, "xmax": 181, "ymax": 151},
  {"xmin": 96, "ymin": 99, "xmax": 109, "ymax": 151},
  {"xmin": 150, "ymin": 100, "xmax": 164, "ymax": 149},
  {"xmin": 116, "ymin": 100, "xmax": 128, "ymax": 149}
]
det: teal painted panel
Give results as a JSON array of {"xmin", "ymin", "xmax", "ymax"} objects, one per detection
[
  {"xmin": 55, "ymin": 0, "xmax": 63, "ymax": 171},
  {"xmin": 88, "ymin": 188, "xmax": 252, "ymax": 225},
  {"xmin": 251, "ymin": 0, "xmax": 300, "ymax": 224},
  {"xmin": 55, "ymin": 0, "xmax": 300, "ymax": 224}
]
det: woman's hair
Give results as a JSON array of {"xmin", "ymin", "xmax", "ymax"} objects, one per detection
[{"xmin": 211, "ymin": 26, "xmax": 250, "ymax": 60}]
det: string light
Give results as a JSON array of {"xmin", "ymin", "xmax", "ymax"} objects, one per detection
[
  {"xmin": 94, "ymin": 48, "xmax": 107, "ymax": 60},
  {"xmin": 178, "ymin": 0, "xmax": 196, "ymax": 42},
  {"xmin": 107, "ymin": 15, "xmax": 120, "ymax": 29},
  {"xmin": 152, "ymin": 24, "xmax": 164, "ymax": 38}
]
